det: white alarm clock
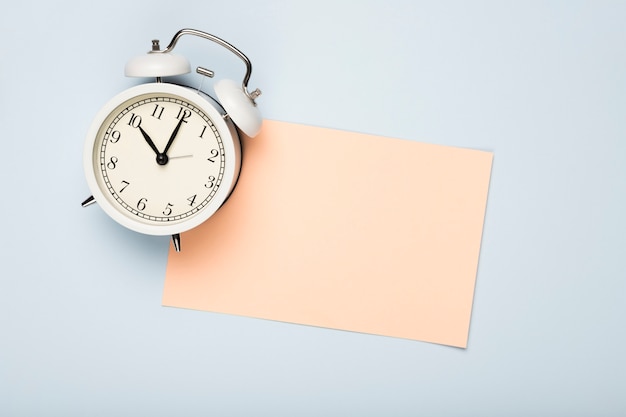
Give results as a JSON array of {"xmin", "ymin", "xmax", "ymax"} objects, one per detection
[{"xmin": 81, "ymin": 29, "xmax": 262, "ymax": 251}]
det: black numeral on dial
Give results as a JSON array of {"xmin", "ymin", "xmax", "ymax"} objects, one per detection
[
  {"xmin": 107, "ymin": 156, "xmax": 118, "ymax": 169},
  {"xmin": 176, "ymin": 107, "xmax": 192, "ymax": 122},
  {"xmin": 137, "ymin": 198, "xmax": 147, "ymax": 211},
  {"xmin": 207, "ymin": 149, "xmax": 219, "ymax": 163},
  {"xmin": 128, "ymin": 113, "xmax": 142, "ymax": 128},
  {"xmin": 151, "ymin": 104, "xmax": 165, "ymax": 119}
]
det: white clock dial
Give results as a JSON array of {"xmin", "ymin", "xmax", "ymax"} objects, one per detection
[{"xmin": 84, "ymin": 83, "xmax": 241, "ymax": 236}]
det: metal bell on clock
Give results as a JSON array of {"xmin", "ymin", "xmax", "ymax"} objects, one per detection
[
  {"xmin": 214, "ymin": 78, "xmax": 262, "ymax": 138},
  {"xmin": 124, "ymin": 40, "xmax": 191, "ymax": 78}
]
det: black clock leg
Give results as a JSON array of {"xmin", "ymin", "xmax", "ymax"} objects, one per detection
[
  {"xmin": 171, "ymin": 234, "xmax": 181, "ymax": 252},
  {"xmin": 81, "ymin": 195, "xmax": 96, "ymax": 207}
]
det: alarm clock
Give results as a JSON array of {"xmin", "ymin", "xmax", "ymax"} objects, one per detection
[{"xmin": 81, "ymin": 28, "xmax": 262, "ymax": 252}]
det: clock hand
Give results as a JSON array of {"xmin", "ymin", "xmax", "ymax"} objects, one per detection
[
  {"xmin": 168, "ymin": 154, "xmax": 193, "ymax": 160},
  {"xmin": 138, "ymin": 126, "xmax": 160, "ymax": 156},
  {"xmin": 162, "ymin": 116, "xmax": 185, "ymax": 156},
  {"xmin": 138, "ymin": 126, "xmax": 170, "ymax": 165}
]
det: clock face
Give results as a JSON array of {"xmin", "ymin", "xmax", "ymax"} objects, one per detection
[{"xmin": 85, "ymin": 84, "xmax": 241, "ymax": 235}]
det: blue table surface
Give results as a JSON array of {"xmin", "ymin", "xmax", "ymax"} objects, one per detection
[{"xmin": 1, "ymin": 2, "xmax": 624, "ymax": 416}]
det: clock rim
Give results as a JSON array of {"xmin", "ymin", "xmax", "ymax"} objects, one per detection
[{"xmin": 83, "ymin": 82, "xmax": 241, "ymax": 236}]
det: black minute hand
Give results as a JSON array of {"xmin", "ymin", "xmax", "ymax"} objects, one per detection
[{"xmin": 162, "ymin": 116, "xmax": 185, "ymax": 156}]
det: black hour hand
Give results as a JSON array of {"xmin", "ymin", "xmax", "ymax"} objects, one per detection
[{"xmin": 138, "ymin": 126, "xmax": 160, "ymax": 156}]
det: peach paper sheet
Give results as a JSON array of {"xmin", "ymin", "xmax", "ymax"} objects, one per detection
[{"xmin": 162, "ymin": 120, "xmax": 493, "ymax": 348}]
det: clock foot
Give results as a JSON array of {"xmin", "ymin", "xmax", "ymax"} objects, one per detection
[
  {"xmin": 171, "ymin": 234, "xmax": 181, "ymax": 252},
  {"xmin": 81, "ymin": 195, "xmax": 96, "ymax": 207}
]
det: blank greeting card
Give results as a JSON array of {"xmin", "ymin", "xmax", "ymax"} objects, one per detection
[{"xmin": 162, "ymin": 120, "xmax": 493, "ymax": 348}]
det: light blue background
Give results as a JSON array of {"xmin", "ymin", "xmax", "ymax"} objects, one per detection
[{"xmin": 1, "ymin": 1, "xmax": 625, "ymax": 416}]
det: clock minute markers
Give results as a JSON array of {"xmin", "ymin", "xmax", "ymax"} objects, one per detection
[
  {"xmin": 93, "ymin": 92, "xmax": 230, "ymax": 231},
  {"xmin": 85, "ymin": 88, "xmax": 234, "ymax": 252}
]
